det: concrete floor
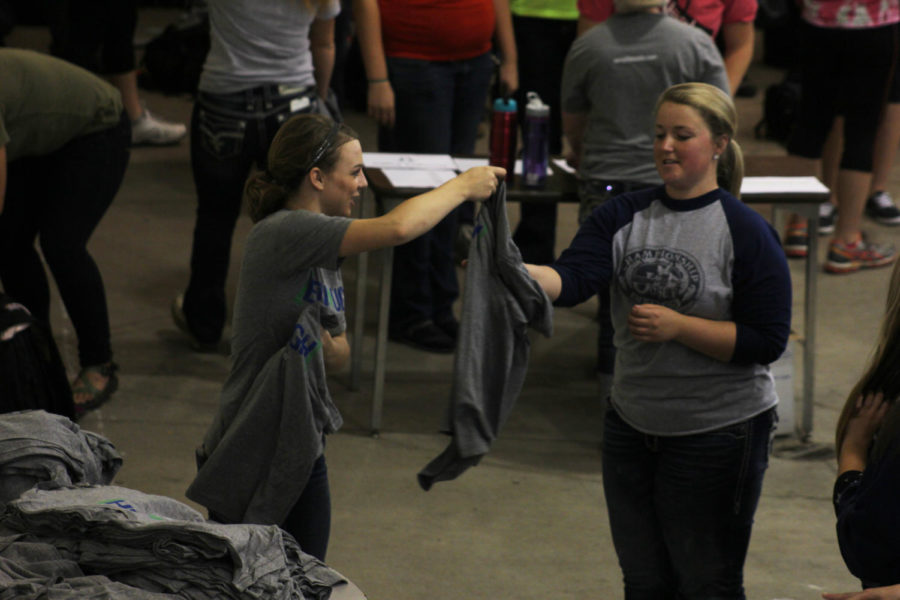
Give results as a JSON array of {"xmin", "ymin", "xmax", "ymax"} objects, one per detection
[{"xmin": 8, "ymin": 8, "xmax": 900, "ymax": 599}]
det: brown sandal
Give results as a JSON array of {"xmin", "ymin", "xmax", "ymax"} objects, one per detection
[{"xmin": 72, "ymin": 362, "xmax": 119, "ymax": 420}]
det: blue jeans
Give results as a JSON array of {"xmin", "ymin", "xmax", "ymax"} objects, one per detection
[
  {"xmin": 602, "ymin": 406, "xmax": 776, "ymax": 599},
  {"xmin": 378, "ymin": 52, "xmax": 494, "ymax": 332},
  {"xmin": 185, "ymin": 85, "xmax": 320, "ymax": 343},
  {"xmin": 280, "ymin": 454, "xmax": 331, "ymax": 561},
  {"xmin": 208, "ymin": 453, "xmax": 331, "ymax": 561}
]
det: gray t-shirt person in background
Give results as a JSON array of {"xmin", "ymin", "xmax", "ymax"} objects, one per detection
[
  {"xmin": 561, "ymin": 1, "xmax": 729, "ymax": 187},
  {"xmin": 186, "ymin": 114, "xmax": 506, "ymax": 560}
]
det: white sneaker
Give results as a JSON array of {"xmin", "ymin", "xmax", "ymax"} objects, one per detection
[
  {"xmin": 866, "ymin": 190, "xmax": 900, "ymax": 226},
  {"xmin": 131, "ymin": 107, "xmax": 187, "ymax": 146},
  {"xmin": 818, "ymin": 202, "xmax": 837, "ymax": 235}
]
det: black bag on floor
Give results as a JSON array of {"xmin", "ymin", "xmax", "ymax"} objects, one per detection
[
  {"xmin": 754, "ymin": 70, "xmax": 802, "ymax": 146},
  {"xmin": 0, "ymin": 293, "xmax": 74, "ymax": 419}
]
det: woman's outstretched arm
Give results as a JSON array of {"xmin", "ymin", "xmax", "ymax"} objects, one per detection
[{"xmin": 338, "ymin": 166, "xmax": 505, "ymax": 256}]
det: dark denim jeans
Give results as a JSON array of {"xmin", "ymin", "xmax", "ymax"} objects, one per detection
[
  {"xmin": 185, "ymin": 85, "xmax": 320, "ymax": 343},
  {"xmin": 280, "ymin": 453, "xmax": 331, "ymax": 561},
  {"xmin": 378, "ymin": 52, "xmax": 494, "ymax": 332},
  {"xmin": 0, "ymin": 113, "xmax": 130, "ymax": 367},
  {"xmin": 602, "ymin": 406, "xmax": 776, "ymax": 600},
  {"xmin": 210, "ymin": 453, "xmax": 331, "ymax": 561}
]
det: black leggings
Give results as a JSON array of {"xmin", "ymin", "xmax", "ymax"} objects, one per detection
[
  {"xmin": 0, "ymin": 114, "xmax": 130, "ymax": 367},
  {"xmin": 787, "ymin": 21, "xmax": 898, "ymax": 172}
]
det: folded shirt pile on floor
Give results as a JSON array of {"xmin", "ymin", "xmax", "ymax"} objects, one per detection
[
  {"xmin": 0, "ymin": 411, "xmax": 346, "ymax": 599},
  {"xmin": 0, "ymin": 484, "xmax": 345, "ymax": 599},
  {"xmin": 0, "ymin": 409, "xmax": 121, "ymax": 506}
]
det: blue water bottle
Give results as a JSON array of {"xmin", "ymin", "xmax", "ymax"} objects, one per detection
[{"xmin": 522, "ymin": 92, "xmax": 550, "ymax": 188}]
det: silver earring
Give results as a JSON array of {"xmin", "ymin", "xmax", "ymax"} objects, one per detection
[{"xmin": 713, "ymin": 153, "xmax": 720, "ymax": 160}]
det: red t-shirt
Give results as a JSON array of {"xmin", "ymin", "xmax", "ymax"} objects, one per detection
[{"xmin": 379, "ymin": 0, "xmax": 496, "ymax": 61}]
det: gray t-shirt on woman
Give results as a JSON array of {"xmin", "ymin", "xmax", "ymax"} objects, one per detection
[{"xmin": 194, "ymin": 208, "xmax": 351, "ymax": 494}]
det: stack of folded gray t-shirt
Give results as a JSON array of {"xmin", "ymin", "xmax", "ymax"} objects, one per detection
[
  {"xmin": 0, "ymin": 534, "xmax": 175, "ymax": 599},
  {"xmin": 0, "ymin": 484, "xmax": 345, "ymax": 599},
  {"xmin": 0, "ymin": 410, "xmax": 122, "ymax": 506}
]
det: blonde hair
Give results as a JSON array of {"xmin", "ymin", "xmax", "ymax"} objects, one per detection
[
  {"xmin": 835, "ymin": 259, "xmax": 900, "ymax": 462},
  {"xmin": 655, "ymin": 83, "xmax": 744, "ymax": 198},
  {"xmin": 243, "ymin": 114, "xmax": 358, "ymax": 223}
]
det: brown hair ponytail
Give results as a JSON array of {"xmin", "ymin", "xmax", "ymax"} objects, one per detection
[{"xmin": 243, "ymin": 114, "xmax": 358, "ymax": 223}]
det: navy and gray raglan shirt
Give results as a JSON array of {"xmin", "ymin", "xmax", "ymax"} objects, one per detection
[{"xmin": 552, "ymin": 185, "xmax": 792, "ymax": 435}]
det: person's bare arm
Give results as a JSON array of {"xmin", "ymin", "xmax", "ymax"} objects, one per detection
[
  {"xmin": 562, "ymin": 111, "xmax": 588, "ymax": 168},
  {"xmin": 338, "ymin": 166, "xmax": 505, "ymax": 256},
  {"xmin": 838, "ymin": 392, "xmax": 889, "ymax": 475},
  {"xmin": 493, "ymin": 0, "xmax": 518, "ymax": 97},
  {"xmin": 720, "ymin": 21, "xmax": 754, "ymax": 96},
  {"xmin": 577, "ymin": 14, "xmax": 601, "ymax": 36},
  {"xmin": 352, "ymin": 0, "xmax": 395, "ymax": 126},
  {"xmin": 309, "ymin": 18, "xmax": 336, "ymax": 99},
  {"xmin": 322, "ymin": 330, "xmax": 350, "ymax": 371},
  {"xmin": 525, "ymin": 264, "xmax": 562, "ymax": 300}
]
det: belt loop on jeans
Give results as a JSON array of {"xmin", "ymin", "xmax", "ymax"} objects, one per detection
[{"xmin": 261, "ymin": 85, "xmax": 273, "ymax": 110}]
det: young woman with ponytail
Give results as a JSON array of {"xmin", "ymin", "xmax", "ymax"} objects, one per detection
[
  {"xmin": 525, "ymin": 82, "xmax": 792, "ymax": 598},
  {"xmin": 187, "ymin": 113, "xmax": 504, "ymax": 560}
]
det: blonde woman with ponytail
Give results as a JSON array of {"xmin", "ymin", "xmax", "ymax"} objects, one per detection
[
  {"xmin": 526, "ymin": 83, "xmax": 791, "ymax": 598},
  {"xmin": 186, "ymin": 113, "xmax": 504, "ymax": 562}
]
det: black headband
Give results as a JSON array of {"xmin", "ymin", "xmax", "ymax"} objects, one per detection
[{"xmin": 303, "ymin": 121, "xmax": 341, "ymax": 173}]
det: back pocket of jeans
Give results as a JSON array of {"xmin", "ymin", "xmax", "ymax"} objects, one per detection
[{"xmin": 197, "ymin": 108, "xmax": 246, "ymax": 160}]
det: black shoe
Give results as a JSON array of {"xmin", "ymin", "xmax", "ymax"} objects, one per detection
[
  {"xmin": 433, "ymin": 314, "xmax": 459, "ymax": 340},
  {"xmin": 390, "ymin": 320, "xmax": 455, "ymax": 353},
  {"xmin": 171, "ymin": 293, "xmax": 221, "ymax": 353}
]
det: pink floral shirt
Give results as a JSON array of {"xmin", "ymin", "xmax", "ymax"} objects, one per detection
[{"xmin": 802, "ymin": 0, "xmax": 900, "ymax": 28}]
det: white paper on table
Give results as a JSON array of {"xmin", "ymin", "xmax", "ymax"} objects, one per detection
[
  {"xmin": 381, "ymin": 168, "xmax": 458, "ymax": 188},
  {"xmin": 552, "ymin": 158, "xmax": 576, "ymax": 174},
  {"xmin": 515, "ymin": 159, "xmax": 553, "ymax": 176},
  {"xmin": 453, "ymin": 157, "xmax": 490, "ymax": 172},
  {"xmin": 363, "ymin": 152, "xmax": 457, "ymax": 170},
  {"xmin": 740, "ymin": 176, "xmax": 830, "ymax": 195}
]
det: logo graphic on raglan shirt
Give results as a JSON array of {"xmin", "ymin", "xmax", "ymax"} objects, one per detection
[{"xmin": 618, "ymin": 247, "xmax": 704, "ymax": 311}]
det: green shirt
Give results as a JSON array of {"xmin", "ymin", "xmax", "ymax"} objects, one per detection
[
  {"xmin": 510, "ymin": 0, "xmax": 578, "ymax": 19},
  {"xmin": 0, "ymin": 48, "xmax": 123, "ymax": 160}
]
